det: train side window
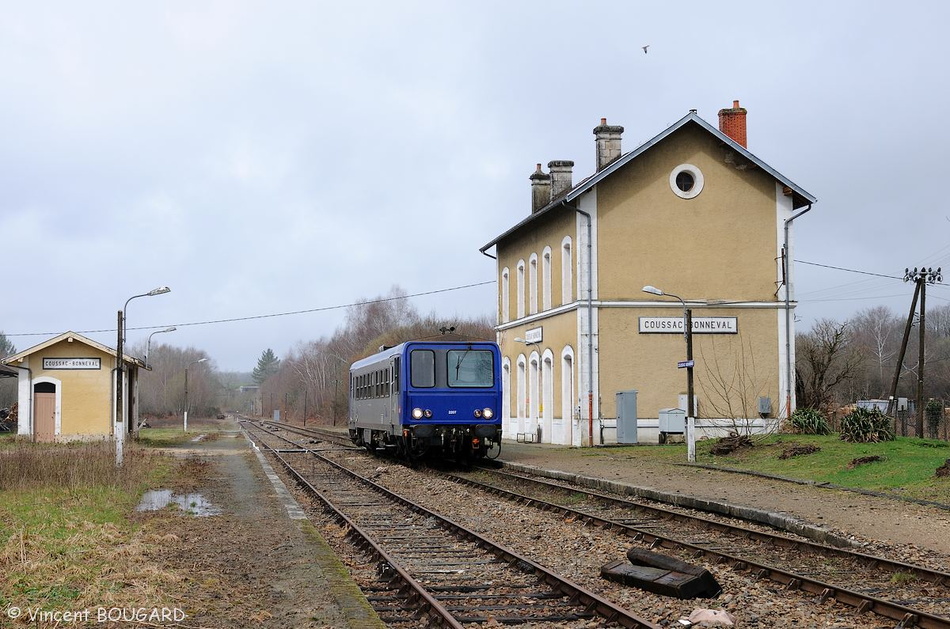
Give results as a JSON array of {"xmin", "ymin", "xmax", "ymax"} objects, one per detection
[
  {"xmin": 410, "ymin": 350, "xmax": 435, "ymax": 388},
  {"xmin": 383, "ymin": 368, "xmax": 389, "ymax": 396},
  {"xmin": 392, "ymin": 357, "xmax": 401, "ymax": 393}
]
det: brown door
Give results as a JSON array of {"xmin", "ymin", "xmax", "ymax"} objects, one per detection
[{"xmin": 34, "ymin": 390, "xmax": 56, "ymax": 442}]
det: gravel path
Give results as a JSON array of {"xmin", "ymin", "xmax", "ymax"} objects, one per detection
[{"xmin": 494, "ymin": 441, "xmax": 950, "ymax": 557}]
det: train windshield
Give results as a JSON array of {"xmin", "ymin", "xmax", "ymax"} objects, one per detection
[
  {"xmin": 410, "ymin": 350, "xmax": 435, "ymax": 388},
  {"xmin": 447, "ymin": 349, "xmax": 494, "ymax": 388},
  {"xmin": 408, "ymin": 347, "xmax": 496, "ymax": 389}
]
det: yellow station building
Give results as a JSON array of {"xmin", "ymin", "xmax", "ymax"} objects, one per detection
[
  {"xmin": 1, "ymin": 331, "xmax": 146, "ymax": 442},
  {"xmin": 480, "ymin": 102, "xmax": 817, "ymax": 446}
]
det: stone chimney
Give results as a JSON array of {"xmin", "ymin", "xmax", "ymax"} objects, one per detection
[
  {"xmin": 718, "ymin": 100, "xmax": 747, "ymax": 148},
  {"xmin": 529, "ymin": 163, "xmax": 552, "ymax": 213},
  {"xmin": 593, "ymin": 118, "xmax": 624, "ymax": 170},
  {"xmin": 548, "ymin": 160, "xmax": 574, "ymax": 198}
]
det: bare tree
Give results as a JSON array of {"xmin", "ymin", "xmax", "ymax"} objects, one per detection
[
  {"xmin": 697, "ymin": 336, "xmax": 776, "ymax": 436},
  {"xmin": 795, "ymin": 319, "xmax": 860, "ymax": 413},
  {"xmin": 133, "ymin": 342, "xmax": 217, "ymax": 418},
  {"xmin": 848, "ymin": 306, "xmax": 899, "ymax": 398}
]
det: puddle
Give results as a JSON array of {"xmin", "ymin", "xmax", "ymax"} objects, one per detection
[{"xmin": 136, "ymin": 490, "xmax": 222, "ymax": 517}]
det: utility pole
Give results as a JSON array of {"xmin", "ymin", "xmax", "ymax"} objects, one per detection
[
  {"xmin": 911, "ymin": 267, "xmax": 942, "ymax": 436},
  {"xmin": 115, "ymin": 310, "xmax": 125, "ymax": 466},
  {"xmin": 887, "ymin": 267, "xmax": 941, "ymax": 436}
]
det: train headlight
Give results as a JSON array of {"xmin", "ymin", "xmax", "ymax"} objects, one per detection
[
  {"xmin": 423, "ymin": 409, "xmax": 433, "ymax": 418},
  {"xmin": 412, "ymin": 408, "xmax": 424, "ymax": 419},
  {"xmin": 473, "ymin": 408, "xmax": 482, "ymax": 418},
  {"xmin": 482, "ymin": 408, "xmax": 494, "ymax": 419}
]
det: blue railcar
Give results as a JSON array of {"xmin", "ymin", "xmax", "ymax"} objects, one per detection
[{"xmin": 348, "ymin": 340, "xmax": 502, "ymax": 459}]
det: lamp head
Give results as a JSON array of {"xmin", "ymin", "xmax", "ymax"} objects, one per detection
[
  {"xmin": 163, "ymin": 326, "xmax": 177, "ymax": 333},
  {"xmin": 642, "ymin": 285, "xmax": 664, "ymax": 296},
  {"xmin": 147, "ymin": 286, "xmax": 171, "ymax": 296}
]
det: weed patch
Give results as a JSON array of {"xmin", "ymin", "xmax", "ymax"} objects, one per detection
[
  {"xmin": 779, "ymin": 444, "xmax": 821, "ymax": 460},
  {"xmin": 848, "ymin": 455, "xmax": 885, "ymax": 469},
  {"xmin": 0, "ymin": 442, "xmax": 182, "ymax": 612}
]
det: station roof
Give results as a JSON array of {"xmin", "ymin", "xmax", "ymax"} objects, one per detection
[
  {"xmin": 1, "ymin": 331, "xmax": 147, "ymax": 370},
  {"xmin": 481, "ymin": 109, "xmax": 817, "ymax": 253}
]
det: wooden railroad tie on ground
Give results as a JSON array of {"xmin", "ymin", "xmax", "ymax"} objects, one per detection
[{"xmin": 601, "ymin": 547, "xmax": 722, "ymax": 599}]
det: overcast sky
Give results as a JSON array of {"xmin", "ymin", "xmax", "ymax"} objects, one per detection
[{"xmin": 3, "ymin": 1, "xmax": 949, "ymax": 372}]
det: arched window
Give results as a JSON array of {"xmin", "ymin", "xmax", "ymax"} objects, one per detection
[
  {"xmin": 561, "ymin": 347, "xmax": 575, "ymax": 416},
  {"xmin": 528, "ymin": 254, "xmax": 538, "ymax": 315},
  {"xmin": 516, "ymin": 355, "xmax": 527, "ymax": 423},
  {"xmin": 561, "ymin": 236, "xmax": 573, "ymax": 305},
  {"xmin": 529, "ymin": 352, "xmax": 540, "ymax": 426},
  {"xmin": 502, "ymin": 358, "xmax": 511, "ymax": 425},
  {"xmin": 501, "ymin": 267, "xmax": 510, "ymax": 323},
  {"xmin": 542, "ymin": 349, "xmax": 554, "ymax": 436},
  {"xmin": 516, "ymin": 260, "xmax": 526, "ymax": 319},
  {"xmin": 542, "ymin": 246, "xmax": 552, "ymax": 311}
]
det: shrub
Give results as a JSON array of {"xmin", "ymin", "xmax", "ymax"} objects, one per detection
[
  {"xmin": 840, "ymin": 407, "xmax": 894, "ymax": 443},
  {"xmin": 789, "ymin": 407, "xmax": 832, "ymax": 435},
  {"xmin": 925, "ymin": 399, "xmax": 943, "ymax": 439}
]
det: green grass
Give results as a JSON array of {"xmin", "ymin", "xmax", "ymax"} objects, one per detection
[
  {"xmin": 572, "ymin": 434, "xmax": 950, "ymax": 504},
  {"xmin": 686, "ymin": 434, "xmax": 950, "ymax": 503},
  {"xmin": 135, "ymin": 428, "xmax": 198, "ymax": 447}
]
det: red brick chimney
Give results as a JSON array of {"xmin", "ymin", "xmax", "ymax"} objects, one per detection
[{"xmin": 718, "ymin": 100, "xmax": 747, "ymax": 148}]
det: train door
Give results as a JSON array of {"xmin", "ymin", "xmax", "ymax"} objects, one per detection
[{"xmin": 389, "ymin": 355, "xmax": 400, "ymax": 427}]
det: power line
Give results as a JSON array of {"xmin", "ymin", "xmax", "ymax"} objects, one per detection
[
  {"xmin": 795, "ymin": 259, "xmax": 903, "ymax": 280},
  {"xmin": 796, "ymin": 259, "xmax": 949, "ymax": 286},
  {"xmin": 7, "ymin": 280, "xmax": 496, "ymax": 338},
  {"xmin": 7, "ymin": 259, "xmax": 947, "ymax": 339}
]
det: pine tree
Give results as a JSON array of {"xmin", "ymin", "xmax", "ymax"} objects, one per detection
[
  {"xmin": 252, "ymin": 348, "xmax": 280, "ymax": 385},
  {"xmin": 0, "ymin": 332, "xmax": 15, "ymax": 359}
]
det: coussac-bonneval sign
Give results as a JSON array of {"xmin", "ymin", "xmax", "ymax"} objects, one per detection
[
  {"xmin": 42, "ymin": 357, "xmax": 102, "ymax": 370},
  {"xmin": 638, "ymin": 317, "xmax": 738, "ymax": 334}
]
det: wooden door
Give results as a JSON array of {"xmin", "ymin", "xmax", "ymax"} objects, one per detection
[{"xmin": 34, "ymin": 391, "xmax": 56, "ymax": 442}]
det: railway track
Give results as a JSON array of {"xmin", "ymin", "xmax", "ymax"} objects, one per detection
[
  {"xmin": 244, "ymin": 420, "xmax": 659, "ymax": 628},
  {"xmin": 253, "ymin": 420, "xmax": 950, "ymax": 627},
  {"xmin": 441, "ymin": 468, "xmax": 950, "ymax": 628}
]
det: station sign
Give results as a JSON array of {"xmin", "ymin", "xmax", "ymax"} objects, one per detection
[
  {"xmin": 639, "ymin": 317, "xmax": 738, "ymax": 334},
  {"xmin": 43, "ymin": 357, "xmax": 102, "ymax": 370},
  {"xmin": 524, "ymin": 327, "xmax": 543, "ymax": 344}
]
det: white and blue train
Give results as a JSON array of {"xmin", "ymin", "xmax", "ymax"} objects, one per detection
[{"xmin": 348, "ymin": 340, "xmax": 503, "ymax": 460}]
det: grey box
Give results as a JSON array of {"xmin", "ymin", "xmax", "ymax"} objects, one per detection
[
  {"xmin": 616, "ymin": 390, "xmax": 638, "ymax": 444},
  {"xmin": 658, "ymin": 407, "xmax": 686, "ymax": 434}
]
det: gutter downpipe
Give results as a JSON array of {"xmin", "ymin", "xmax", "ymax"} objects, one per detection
[
  {"xmin": 783, "ymin": 203, "xmax": 812, "ymax": 425},
  {"xmin": 561, "ymin": 200, "xmax": 595, "ymax": 446},
  {"xmin": 6, "ymin": 363, "xmax": 33, "ymax": 440}
]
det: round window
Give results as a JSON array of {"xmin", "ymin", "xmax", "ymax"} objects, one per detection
[{"xmin": 669, "ymin": 164, "xmax": 704, "ymax": 199}]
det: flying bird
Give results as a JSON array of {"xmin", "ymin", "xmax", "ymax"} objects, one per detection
[{"xmin": 642, "ymin": 45, "xmax": 650, "ymax": 54}]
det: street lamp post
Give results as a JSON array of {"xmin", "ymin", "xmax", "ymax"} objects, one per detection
[
  {"xmin": 116, "ymin": 286, "xmax": 171, "ymax": 465},
  {"xmin": 146, "ymin": 326, "xmax": 177, "ymax": 367},
  {"xmin": 184, "ymin": 358, "xmax": 208, "ymax": 432},
  {"xmin": 643, "ymin": 285, "xmax": 696, "ymax": 462}
]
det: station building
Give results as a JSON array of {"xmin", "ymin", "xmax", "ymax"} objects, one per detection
[
  {"xmin": 0, "ymin": 331, "xmax": 146, "ymax": 442},
  {"xmin": 480, "ymin": 102, "xmax": 817, "ymax": 446}
]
